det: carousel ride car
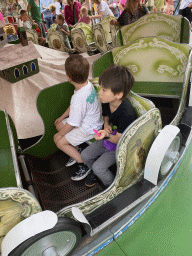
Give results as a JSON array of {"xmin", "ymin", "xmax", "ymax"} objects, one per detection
[{"xmin": 0, "ymin": 34, "xmax": 192, "ymax": 255}]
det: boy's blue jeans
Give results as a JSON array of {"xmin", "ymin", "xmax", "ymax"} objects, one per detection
[{"xmin": 81, "ymin": 139, "xmax": 115, "ymax": 187}]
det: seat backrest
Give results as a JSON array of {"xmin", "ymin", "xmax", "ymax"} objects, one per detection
[
  {"xmin": 74, "ymin": 22, "xmax": 94, "ymax": 44},
  {"xmin": 98, "ymin": 16, "xmax": 116, "ymax": 43},
  {"xmin": 0, "ymin": 111, "xmax": 19, "ymax": 188},
  {"xmin": 26, "ymin": 28, "xmax": 38, "ymax": 44},
  {"xmin": 116, "ymin": 13, "xmax": 190, "ymax": 47},
  {"xmin": 112, "ymin": 36, "xmax": 191, "ymax": 98},
  {"xmin": 47, "ymin": 30, "xmax": 71, "ymax": 52},
  {"xmin": 0, "ymin": 187, "xmax": 41, "ymax": 251},
  {"xmin": 24, "ymin": 82, "xmax": 74, "ymax": 158},
  {"xmin": 71, "ymin": 24, "xmax": 94, "ymax": 53}
]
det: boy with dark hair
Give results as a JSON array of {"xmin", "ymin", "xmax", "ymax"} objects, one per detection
[
  {"xmin": 54, "ymin": 54, "xmax": 103, "ymax": 179},
  {"xmin": 79, "ymin": 65, "xmax": 137, "ymax": 187},
  {"xmin": 55, "ymin": 14, "xmax": 71, "ymax": 49}
]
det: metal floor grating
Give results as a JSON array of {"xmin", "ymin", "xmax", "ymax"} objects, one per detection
[{"xmin": 26, "ymin": 150, "xmax": 104, "ymax": 213}]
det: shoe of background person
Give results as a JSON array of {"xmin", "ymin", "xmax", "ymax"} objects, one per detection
[
  {"xmin": 85, "ymin": 170, "xmax": 98, "ymax": 187},
  {"xmin": 71, "ymin": 163, "xmax": 91, "ymax": 181},
  {"xmin": 65, "ymin": 147, "xmax": 82, "ymax": 167}
]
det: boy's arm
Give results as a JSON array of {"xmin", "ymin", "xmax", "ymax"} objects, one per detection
[
  {"xmin": 60, "ymin": 28, "xmax": 70, "ymax": 36},
  {"xmin": 95, "ymin": 129, "xmax": 121, "ymax": 144},
  {"xmin": 54, "ymin": 106, "xmax": 70, "ymax": 126},
  {"xmin": 104, "ymin": 116, "xmax": 112, "ymax": 133}
]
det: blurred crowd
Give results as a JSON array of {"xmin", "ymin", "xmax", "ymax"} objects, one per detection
[{"xmin": 0, "ymin": 0, "xmax": 192, "ymax": 48}]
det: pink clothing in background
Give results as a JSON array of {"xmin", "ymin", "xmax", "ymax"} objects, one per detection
[
  {"xmin": 64, "ymin": 1, "xmax": 82, "ymax": 26},
  {"xmin": 120, "ymin": 0, "xmax": 126, "ymax": 14},
  {"xmin": 0, "ymin": 12, "xmax": 5, "ymax": 23},
  {"xmin": 79, "ymin": 15, "xmax": 91, "ymax": 24}
]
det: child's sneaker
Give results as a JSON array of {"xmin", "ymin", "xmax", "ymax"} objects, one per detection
[
  {"xmin": 85, "ymin": 171, "xmax": 98, "ymax": 187},
  {"xmin": 71, "ymin": 163, "xmax": 90, "ymax": 181},
  {"xmin": 65, "ymin": 148, "xmax": 82, "ymax": 167}
]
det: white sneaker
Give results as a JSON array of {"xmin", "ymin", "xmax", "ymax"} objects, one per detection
[{"xmin": 65, "ymin": 148, "xmax": 82, "ymax": 167}]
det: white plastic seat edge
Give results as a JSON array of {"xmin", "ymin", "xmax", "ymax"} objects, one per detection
[
  {"xmin": 1, "ymin": 211, "xmax": 58, "ymax": 256},
  {"xmin": 144, "ymin": 125, "xmax": 180, "ymax": 185}
]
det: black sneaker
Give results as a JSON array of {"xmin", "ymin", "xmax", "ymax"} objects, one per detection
[
  {"xmin": 71, "ymin": 163, "xmax": 91, "ymax": 181},
  {"xmin": 85, "ymin": 171, "xmax": 98, "ymax": 187},
  {"xmin": 65, "ymin": 148, "xmax": 82, "ymax": 167}
]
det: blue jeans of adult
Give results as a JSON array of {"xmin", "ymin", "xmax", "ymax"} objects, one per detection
[{"xmin": 44, "ymin": 17, "xmax": 52, "ymax": 30}]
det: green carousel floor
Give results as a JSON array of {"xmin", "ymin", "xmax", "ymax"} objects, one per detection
[{"xmin": 97, "ymin": 135, "xmax": 192, "ymax": 255}]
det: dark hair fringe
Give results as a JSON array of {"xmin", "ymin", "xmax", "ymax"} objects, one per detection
[{"xmin": 99, "ymin": 64, "xmax": 135, "ymax": 99}]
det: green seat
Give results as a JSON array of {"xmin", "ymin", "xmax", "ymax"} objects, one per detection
[
  {"xmin": 71, "ymin": 22, "xmax": 96, "ymax": 53},
  {"xmin": 92, "ymin": 36, "xmax": 192, "ymax": 126},
  {"xmin": 0, "ymin": 110, "xmax": 42, "ymax": 251},
  {"xmin": 92, "ymin": 16, "xmax": 117, "ymax": 53},
  {"xmin": 0, "ymin": 111, "xmax": 19, "ymax": 188},
  {"xmin": 93, "ymin": 36, "xmax": 191, "ymax": 99},
  {"xmin": 24, "ymin": 81, "xmax": 74, "ymax": 158},
  {"xmin": 114, "ymin": 13, "xmax": 190, "ymax": 47}
]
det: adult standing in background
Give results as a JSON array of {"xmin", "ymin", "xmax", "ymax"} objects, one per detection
[
  {"xmin": 118, "ymin": 0, "xmax": 126, "ymax": 14},
  {"xmin": 89, "ymin": 0, "xmax": 114, "ymax": 21},
  {"xmin": 55, "ymin": 0, "xmax": 62, "ymax": 14},
  {"xmin": 110, "ymin": 0, "xmax": 148, "ymax": 26},
  {"xmin": 60, "ymin": 0, "xmax": 66, "ymax": 13},
  {"xmin": 108, "ymin": 0, "xmax": 120, "ymax": 17},
  {"xmin": 179, "ymin": 0, "xmax": 192, "ymax": 22},
  {"xmin": 27, "ymin": 0, "xmax": 46, "ymax": 37},
  {"xmin": 41, "ymin": 0, "xmax": 53, "ymax": 30},
  {"xmin": 64, "ymin": 0, "xmax": 81, "ymax": 27}
]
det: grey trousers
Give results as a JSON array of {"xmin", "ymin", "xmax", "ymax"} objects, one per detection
[{"xmin": 81, "ymin": 140, "xmax": 116, "ymax": 186}]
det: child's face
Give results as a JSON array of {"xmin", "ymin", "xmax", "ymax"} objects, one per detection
[
  {"xmin": 21, "ymin": 12, "xmax": 28, "ymax": 22},
  {"xmin": 82, "ymin": 9, "xmax": 88, "ymax": 16},
  {"xmin": 98, "ymin": 85, "xmax": 122, "ymax": 103},
  {"xmin": 56, "ymin": 18, "xmax": 63, "ymax": 25}
]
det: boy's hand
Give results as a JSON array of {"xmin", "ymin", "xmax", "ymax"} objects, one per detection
[
  {"xmin": 94, "ymin": 130, "xmax": 108, "ymax": 140},
  {"xmin": 54, "ymin": 117, "xmax": 63, "ymax": 126},
  {"xmin": 104, "ymin": 123, "xmax": 112, "ymax": 133}
]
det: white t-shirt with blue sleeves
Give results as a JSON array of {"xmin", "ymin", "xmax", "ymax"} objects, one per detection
[{"xmin": 67, "ymin": 81, "xmax": 103, "ymax": 134}]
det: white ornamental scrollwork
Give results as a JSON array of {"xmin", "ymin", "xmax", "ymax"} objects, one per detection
[{"xmin": 122, "ymin": 13, "xmax": 180, "ymax": 44}]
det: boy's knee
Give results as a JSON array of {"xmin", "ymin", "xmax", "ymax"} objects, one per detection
[{"xmin": 92, "ymin": 162, "xmax": 101, "ymax": 176}]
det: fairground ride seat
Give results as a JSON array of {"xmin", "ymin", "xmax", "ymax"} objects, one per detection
[
  {"xmin": 26, "ymin": 28, "xmax": 39, "ymax": 45},
  {"xmin": 71, "ymin": 22, "xmax": 96, "ymax": 53},
  {"xmin": 47, "ymin": 29, "xmax": 75, "ymax": 53},
  {"xmin": 92, "ymin": 15, "xmax": 117, "ymax": 53},
  {"xmin": 111, "ymin": 12, "xmax": 190, "ymax": 48},
  {"xmin": 92, "ymin": 36, "xmax": 192, "ymax": 126}
]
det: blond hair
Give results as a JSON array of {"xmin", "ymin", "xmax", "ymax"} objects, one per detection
[
  {"xmin": 48, "ymin": 3, "xmax": 56, "ymax": 12},
  {"xmin": 80, "ymin": 6, "xmax": 88, "ymax": 17}
]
